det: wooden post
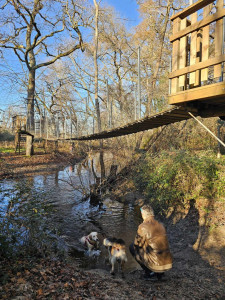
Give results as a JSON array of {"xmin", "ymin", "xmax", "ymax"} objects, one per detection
[
  {"xmin": 15, "ymin": 131, "xmax": 19, "ymax": 153},
  {"xmin": 71, "ymin": 142, "xmax": 75, "ymax": 154},
  {"xmin": 202, "ymin": 5, "xmax": 212, "ymax": 82},
  {"xmin": 189, "ymin": 12, "xmax": 198, "ymax": 86},
  {"xmin": 214, "ymin": 0, "xmax": 224, "ymax": 78},
  {"xmin": 179, "ymin": 18, "xmax": 187, "ymax": 90},
  {"xmin": 26, "ymin": 135, "xmax": 34, "ymax": 156},
  {"xmin": 171, "ymin": 17, "xmax": 181, "ymax": 94},
  {"xmin": 221, "ymin": 16, "xmax": 225, "ymax": 81},
  {"xmin": 18, "ymin": 133, "xmax": 21, "ymax": 154},
  {"xmin": 54, "ymin": 140, "xmax": 58, "ymax": 153}
]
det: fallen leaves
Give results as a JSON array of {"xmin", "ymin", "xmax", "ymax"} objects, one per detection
[{"xmin": 0, "ymin": 258, "xmax": 109, "ymax": 300}]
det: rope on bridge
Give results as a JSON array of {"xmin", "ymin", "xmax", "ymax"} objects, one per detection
[{"xmin": 68, "ymin": 106, "xmax": 198, "ymax": 141}]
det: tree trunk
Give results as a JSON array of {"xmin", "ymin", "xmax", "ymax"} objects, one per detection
[
  {"xmin": 26, "ymin": 69, "xmax": 35, "ymax": 132},
  {"xmin": 93, "ymin": 0, "xmax": 105, "ymax": 178},
  {"xmin": 93, "ymin": 0, "xmax": 101, "ymax": 133},
  {"xmin": 26, "ymin": 16, "xmax": 36, "ymax": 133},
  {"xmin": 151, "ymin": 0, "xmax": 172, "ymax": 102}
]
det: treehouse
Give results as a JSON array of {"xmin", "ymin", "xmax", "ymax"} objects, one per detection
[
  {"xmin": 168, "ymin": 0, "xmax": 225, "ymax": 119},
  {"xmin": 12, "ymin": 114, "xmax": 27, "ymax": 132}
]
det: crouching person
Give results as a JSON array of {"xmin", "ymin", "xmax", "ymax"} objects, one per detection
[{"xmin": 129, "ymin": 204, "xmax": 173, "ymax": 280}]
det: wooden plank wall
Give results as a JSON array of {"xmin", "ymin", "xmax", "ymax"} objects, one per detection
[
  {"xmin": 214, "ymin": 0, "xmax": 224, "ymax": 78},
  {"xmin": 170, "ymin": 0, "xmax": 225, "ymax": 97}
]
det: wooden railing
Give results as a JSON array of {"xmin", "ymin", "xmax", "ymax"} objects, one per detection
[{"xmin": 169, "ymin": 0, "xmax": 225, "ymax": 105}]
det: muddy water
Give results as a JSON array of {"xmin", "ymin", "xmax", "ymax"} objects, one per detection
[{"xmin": 0, "ymin": 152, "xmax": 141, "ymax": 272}]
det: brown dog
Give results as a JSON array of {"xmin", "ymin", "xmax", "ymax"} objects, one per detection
[{"xmin": 103, "ymin": 237, "xmax": 127, "ymax": 277}]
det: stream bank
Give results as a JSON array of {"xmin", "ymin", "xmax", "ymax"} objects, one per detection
[{"xmin": 0, "ymin": 150, "xmax": 225, "ymax": 299}]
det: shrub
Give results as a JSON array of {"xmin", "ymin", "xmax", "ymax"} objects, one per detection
[
  {"xmin": 0, "ymin": 130, "xmax": 14, "ymax": 142},
  {"xmin": 0, "ymin": 180, "xmax": 60, "ymax": 259},
  {"xmin": 134, "ymin": 151, "xmax": 225, "ymax": 215}
]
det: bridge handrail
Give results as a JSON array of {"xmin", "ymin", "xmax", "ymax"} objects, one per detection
[
  {"xmin": 170, "ymin": 8, "xmax": 225, "ymax": 42},
  {"xmin": 171, "ymin": 0, "xmax": 215, "ymax": 21}
]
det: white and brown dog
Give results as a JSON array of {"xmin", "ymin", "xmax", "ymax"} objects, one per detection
[
  {"xmin": 80, "ymin": 232, "xmax": 99, "ymax": 252},
  {"xmin": 103, "ymin": 237, "xmax": 127, "ymax": 277}
]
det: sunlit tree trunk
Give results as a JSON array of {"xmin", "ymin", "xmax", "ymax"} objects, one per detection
[
  {"xmin": 93, "ymin": 0, "xmax": 102, "ymax": 133},
  {"xmin": 27, "ymin": 69, "xmax": 35, "ymax": 132},
  {"xmin": 93, "ymin": 0, "xmax": 105, "ymax": 179}
]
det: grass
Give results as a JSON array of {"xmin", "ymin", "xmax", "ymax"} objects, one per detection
[{"xmin": 0, "ymin": 148, "xmax": 16, "ymax": 153}]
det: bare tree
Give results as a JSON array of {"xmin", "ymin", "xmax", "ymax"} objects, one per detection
[{"xmin": 0, "ymin": 0, "xmax": 85, "ymax": 132}]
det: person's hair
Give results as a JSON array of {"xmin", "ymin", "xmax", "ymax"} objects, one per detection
[{"xmin": 141, "ymin": 204, "xmax": 155, "ymax": 216}]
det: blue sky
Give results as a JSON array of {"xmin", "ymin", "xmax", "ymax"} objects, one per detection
[{"xmin": 106, "ymin": 0, "xmax": 140, "ymax": 25}]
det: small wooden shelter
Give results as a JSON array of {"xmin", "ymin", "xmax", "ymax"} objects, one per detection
[
  {"xmin": 12, "ymin": 114, "xmax": 27, "ymax": 131},
  {"xmin": 12, "ymin": 115, "xmax": 34, "ymax": 156},
  {"xmin": 169, "ymin": 0, "xmax": 225, "ymax": 119}
]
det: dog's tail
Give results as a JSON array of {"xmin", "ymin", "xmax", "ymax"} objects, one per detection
[
  {"xmin": 103, "ymin": 237, "xmax": 125, "ymax": 247},
  {"xmin": 103, "ymin": 238, "xmax": 112, "ymax": 247}
]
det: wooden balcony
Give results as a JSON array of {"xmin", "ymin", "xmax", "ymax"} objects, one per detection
[{"xmin": 168, "ymin": 0, "xmax": 225, "ymax": 112}]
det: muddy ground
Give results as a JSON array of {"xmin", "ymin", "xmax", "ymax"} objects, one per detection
[
  {"xmin": 0, "ymin": 152, "xmax": 225, "ymax": 299},
  {"xmin": 0, "ymin": 151, "xmax": 83, "ymax": 179}
]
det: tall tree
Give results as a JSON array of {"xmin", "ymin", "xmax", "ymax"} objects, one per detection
[
  {"xmin": 135, "ymin": 0, "xmax": 188, "ymax": 115},
  {"xmin": 93, "ymin": 0, "xmax": 102, "ymax": 133},
  {"xmin": 0, "ymin": 0, "xmax": 85, "ymax": 132}
]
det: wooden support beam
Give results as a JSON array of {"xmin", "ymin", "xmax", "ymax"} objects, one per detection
[
  {"xmin": 169, "ymin": 54, "xmax": 225, "ymax": 79},
  {"xmin": 214, "ymin": 0, "xmax": 224, "ymax": 78},
  {"xmin": 171, "ymin": 18, "xmax": 181, "ymax": 94},
  {"xmin": 168, "ymin": 81, "xmax": 225, "ymax": 104},
  {"xmin": 179, "ymin": 18, "xmax": 188, "ymax": 89},
  {"xmin": 171, "ymin": 0, "xmax": 215, "ymax": 21},
  {"xmin": 195, "ymin": 30, "xmax": 202, "ymax": 86},
  {"xmin": 170, "ymin": 8, "xmax": 225, "ymax": 42},
  {"xmin": 202, "ymin": 4, "xmax": 212, "ymax": 81},
  {"xmin": 189, "ymin": 12, "xmax": 198, "ymax": 85}
]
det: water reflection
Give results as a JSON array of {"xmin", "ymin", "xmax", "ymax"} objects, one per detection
[{"xmin": 0, "ymin": 152, "xmax": 141, "ymax": 271}]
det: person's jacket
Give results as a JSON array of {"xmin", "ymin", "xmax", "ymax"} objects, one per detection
[{"xmin": 134, "ymin": 216, "xmax": 173, "ymax": 272}]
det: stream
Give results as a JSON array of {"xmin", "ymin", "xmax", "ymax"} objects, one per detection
[{"xmin": 0, "ymin": 152, "xmax": 141, "ymax": 272}]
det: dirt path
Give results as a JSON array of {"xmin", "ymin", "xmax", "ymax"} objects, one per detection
[{"xmin": 0, "ymin": 152, "xmax": 84, "ymax": 179}]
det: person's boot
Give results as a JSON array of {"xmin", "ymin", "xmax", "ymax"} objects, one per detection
[
  {"xmin": 156, "ymin": 272, "xmax": 164, "ymax": 281},
  {"xmin": 142, "ymin": 272, "xmax": 157, "ymax": 281}
]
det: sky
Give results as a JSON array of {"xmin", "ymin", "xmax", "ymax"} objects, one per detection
[
  {"xmin": 0, "ymin": 0, "xmax": 141, "ymax": 115},
  {"xmin": 105, "ymin": 0, "xmax": 141, "ymax": 25}
]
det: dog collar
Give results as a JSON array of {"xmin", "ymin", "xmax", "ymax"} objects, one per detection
[{"xmin": 85, "ymin": 236, "xmax": 96, "ymax": 245}]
